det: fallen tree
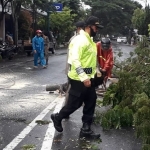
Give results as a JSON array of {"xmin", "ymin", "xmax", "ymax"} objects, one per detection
[
  {"xmin": 46, "ymin": 82, "xmax": 68, "ymax": 95},
  {"xmin": 96, "ymin": 36, "xmax": 150, "ymax": 150}
]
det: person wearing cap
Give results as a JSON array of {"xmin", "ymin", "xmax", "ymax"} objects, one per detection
[
  {"xmin": 65, "ymin": 21, "xmax": 85, "ymax": 74},
  {"xmin": 32, "ymin": 30, "xmax": 46, "ymax": 68},
  {"xmin": 64, "ymin": 21, "xmax": 85, "ymax": 113},
  {"xmin": 67, "ymin": 21, "xmax": 85, "ymax": 45},
  {"xmin": 51, "ymin": 16, "xmax": 103, "ymax": 138},
  {"xmin": 97, "ymin": 37, "xmax": 113, "ymax": 88}
]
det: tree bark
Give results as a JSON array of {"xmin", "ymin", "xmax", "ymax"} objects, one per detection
[
  {"xmin": 11, "ymin": 0, "xmax": 22, "ymax": 46},
  {"xmin": 46, "ymin": 82, "xmax": 68, "ymax": 93},
  {"xmin": 14, "ymin": 17, "xmax": 18, "ymax": 46}
]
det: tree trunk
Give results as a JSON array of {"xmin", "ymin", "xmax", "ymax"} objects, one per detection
[
  {"xmin": 11, "ymin": 1, "xmax": 21, "ymax": 46},
  {"xmin": 0, "ymin": 14, "xmax": 6, "ymax": 41},
  {"xmin": 32, "ymin": 3, "xmax": 37, "ymax": 37},
  {"xmin": 13, "ymin": 17, "xmax": 18, "ymax": 46},
  {"xmin": 46, "ymin": 82, "xmax": 68, "ymax": 93}
]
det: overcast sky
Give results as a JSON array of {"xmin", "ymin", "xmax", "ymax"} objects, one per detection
[{"xmin": 135, "ymin": 0, "xmax": 150, "ymax": 7}]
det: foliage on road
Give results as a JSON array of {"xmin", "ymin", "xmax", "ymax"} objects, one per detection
[
  {"xmin": 35, "ymin": 120, "xmax": 51, "ymax": 125},
  {"xmin": 96, "ymin": 37, "xmax": 150, "ymax": 150},
  {"xmin": 22, "ymin": 144, "xmax": 36, "ymax": 150},
  {"xmin": 82, "ymin": 0, "xmax": 142, "ymax": 35}
]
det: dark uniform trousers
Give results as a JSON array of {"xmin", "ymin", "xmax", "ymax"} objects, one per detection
[{"xmin": 58, "ymin": 79, "xmax": 97, "ymax": 124}]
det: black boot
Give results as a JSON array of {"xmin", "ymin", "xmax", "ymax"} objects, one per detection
[
  {"xmin": 64, "ymin": 116, "xmax": 70, "ymax": 119},
  {"xmin": 51, "ymin": 113, "xmax": 63, "ymax": 132},
  {"xmin": 80, "ymin": 123, "xmax": 100, "ymax": 139}
]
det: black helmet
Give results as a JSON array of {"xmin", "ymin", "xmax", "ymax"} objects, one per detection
[
  {"xmin": 75, "ymin": 21, "xmax": 85, "ymax": 28},
  {"xmin": 101, "ymin": 38, "xmax": 111, "ymax": 50}
]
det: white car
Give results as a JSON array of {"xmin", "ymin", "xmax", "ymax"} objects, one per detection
[{"xmin": 117, "ymin": 37, "xmax": 127, "ymax": 43}]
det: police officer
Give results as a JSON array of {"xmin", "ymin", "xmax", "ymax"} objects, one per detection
[
  {"xmin": 51, "ymin": 16, "xmax": 103, "ymax": 138},
  {"xmin": 67, "ymin": 21, "xmax": 85, "ymax": 46},
  {"xmin": 64, "ymin": 21, "xmax": 85, "ymax": 111}
]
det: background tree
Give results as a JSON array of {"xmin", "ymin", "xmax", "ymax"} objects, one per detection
[
  {"xmin": 148, "ymin": 24, "xmax": 150, "ymax": 36},
  {"xmin": 132, "ymin": 8, "xmax": 145, "ymax": 35},
  {"xmin": 23, "ymin": 0, "xmax": 51, "ymax": 36},
  {"xmin": 132, "ymin": 5, "xmax": 150, "ymax": 36},
  {"xmin": 18, "ymin": 10, "xmax": 32, "ymax": 40},
  {"xmin": 10, "ymin": 0, "xmax": 50, "ymax": 45},
  {"xmin": 49, "ymin": 7, "xmax": 76, "ymax": 44},
  {"xmin": 82, "ymin": 0, "xmax": 142, "ymax": 36},
  {"xmin": 0, "ymin": 0, "xmax": 12, "ymax": 21},
  {"xmin": 56, "ymin": 0, "xmax": 85, "ymax": 21},
  {"xmin": 143, "ymin": 5, "xmax": 150, "ymax": 36},
  {"xmin": 11, "ymin": 0, "xmax": 23, "ymax": 46}
]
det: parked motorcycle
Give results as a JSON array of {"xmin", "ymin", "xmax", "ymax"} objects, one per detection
[{"xmin": 0, "ymin": 41, "xmax": 17, "ymax": 60}]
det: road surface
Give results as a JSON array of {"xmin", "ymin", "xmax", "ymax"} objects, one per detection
[{"xmin": 0, "ymin": 45, "xmax": 142, "ymax": 150}]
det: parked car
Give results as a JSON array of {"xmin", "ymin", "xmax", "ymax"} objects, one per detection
[{"xmin": 117, "ymin": 37, "xmax": 127, "ymax": 43}]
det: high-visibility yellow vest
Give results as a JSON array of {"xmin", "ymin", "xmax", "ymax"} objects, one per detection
[{"xmin": 68, "ymin": 30, "xmax": 97, "ymax": 82}]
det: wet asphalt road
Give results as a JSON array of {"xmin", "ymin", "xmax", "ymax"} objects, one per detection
[{"xmin": 0, "ymin": 44, "xmax": 142, "ymax": 150}]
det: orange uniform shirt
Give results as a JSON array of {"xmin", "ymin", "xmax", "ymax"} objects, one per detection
[{"xmin": 97, "ymin": 42, "xmax": 113, "ymax": 77}]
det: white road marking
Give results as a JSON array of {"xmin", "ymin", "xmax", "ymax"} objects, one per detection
[
  {"xmin": 41, "ymin": 97, "xmax": 65, "ymax": 150},
  {"xmin": 3, "ymin": 98, "xmax": 59, "ymax": 150}
]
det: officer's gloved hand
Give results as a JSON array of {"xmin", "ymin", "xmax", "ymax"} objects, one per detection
[
  {"xmin": 83, "ymin": 79, "xmax": 91, "ymax": 87},
  {"xmin": 100, "ymin": 68, "xmax": 106, "ymax": 76},
  {"xmin": 91, "ymin": 70, "xmax": 105, "ymax": 87}
]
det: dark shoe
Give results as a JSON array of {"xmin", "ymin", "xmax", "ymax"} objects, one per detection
[
  {"xmin": 80, "ymin": 130, "xmax": 101, "ymax": 139},
  {"xmin": 81, "ymin": 123, "xmax": 92, "ymax": 133},
  {"xmin": 51, "ymin": 113, "xmax": 63, "ymax": 132},
  {"xmin": 64, "ymin": 116, "xmax": 70, "ymax": 119},
  {"xmin": 80, "ymin": 123, "xmax": 100, "ymax": 139}
]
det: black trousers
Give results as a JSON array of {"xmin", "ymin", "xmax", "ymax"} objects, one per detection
[{"xmin": 58, "ymin": 79, "xmax": 97, "ymax": 124}]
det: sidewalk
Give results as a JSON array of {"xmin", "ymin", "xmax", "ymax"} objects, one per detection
[{"xmin": 0, "ymin": 48, "xmax": 67, "ymax": 69}]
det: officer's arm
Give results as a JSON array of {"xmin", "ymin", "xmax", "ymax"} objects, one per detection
[{"xmin": 71, "ymin": 40, "xmax": 89, "ymax": 82}]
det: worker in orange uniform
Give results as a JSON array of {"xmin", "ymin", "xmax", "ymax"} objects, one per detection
[{"xmin": 96, "ymin": 38, "xmax": 113, "ymax": 88}]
